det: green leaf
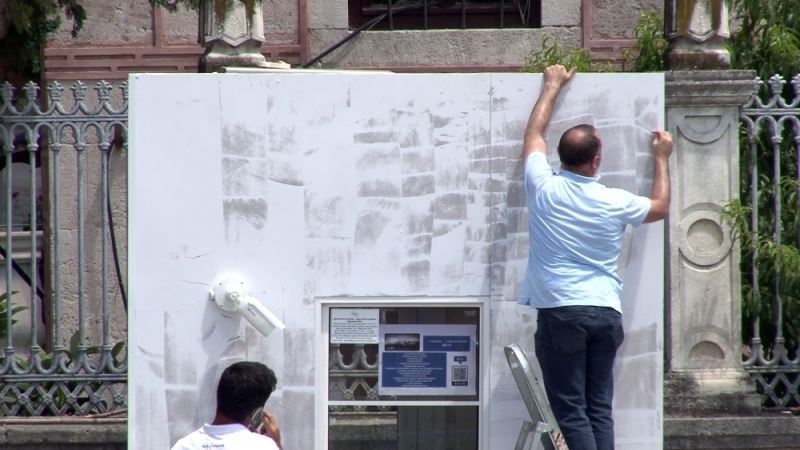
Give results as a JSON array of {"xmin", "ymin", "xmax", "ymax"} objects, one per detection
[
  {"xmin": 622, "ymin": 10, "xmax": 667, "ymax": 72},
  {"xmin": 521, "ymin": 33, "xmax": 593, "ymax": 73}
]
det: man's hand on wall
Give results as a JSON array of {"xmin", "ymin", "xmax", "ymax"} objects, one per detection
[
  {"xmin": 543, "ymin": 64, "xmax": 576, "ymax": 89},
  {"xmin": 651, "ymin": 130, "xmax": 673, "ymax": 159}
]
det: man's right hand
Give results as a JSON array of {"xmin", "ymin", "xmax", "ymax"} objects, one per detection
[
  {"xmin": 522, "ymin": 65, "xmax": 576, "ymax": 158},
  {"xmin": 542, "ymin": 64, "xmax": 576, "ymax": 89},
  {"xmin": 644, "ymin": 130, "xmax": 672, "ymax": 223},
  {"xmin": 651, "ymin": 130, "xmax": 673, "ymax": 159}
]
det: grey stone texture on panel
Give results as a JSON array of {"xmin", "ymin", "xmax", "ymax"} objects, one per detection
[{"xmin": 129, "ymin": 72, "xmax": 664, "ymax": 449}]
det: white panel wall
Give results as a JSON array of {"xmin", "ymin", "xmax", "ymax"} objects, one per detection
[{"xmin": 129, "ymin": 71, "xmax": 664, "ymax": 450}]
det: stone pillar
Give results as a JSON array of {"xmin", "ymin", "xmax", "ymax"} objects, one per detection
[
  {"xmin": 199, "ymin": 0, "xmax": 270, "ymax": 72},
  {"xmin": 666, "ymin": 0, "xmax": 731, "ymax": 69},
  {"xmin": 665, "ymin": 70, "xmax": 761, "ymax": 415}
]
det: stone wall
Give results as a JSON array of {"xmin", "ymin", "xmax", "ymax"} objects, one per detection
[
  {"xmin": 306, "ymin": 0, "xmax": 584, "ymax": 69},
  {"xmin": 41, "ymin": 0, "xmax": 658, "ymax": 73},
  {"xmin": 0, "ymin": 418, "xmax": 125, "ymax": 450},
  {"xmin": 590, "ymin": 0, "xmax": 663, "ymax": 40}
]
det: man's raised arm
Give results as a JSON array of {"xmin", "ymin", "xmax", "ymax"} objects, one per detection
[
  {"xmin": 644, "ymin": 130, "xmax": 673, "ymax": 223},
  {"xmin": 522, "ymin": 65, "xmax": 576, "ymax": 160}
]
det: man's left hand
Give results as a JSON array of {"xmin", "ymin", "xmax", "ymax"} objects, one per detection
[{"xmin": 259, "ymin": 411, "xmax": 282, "ymax": 449}]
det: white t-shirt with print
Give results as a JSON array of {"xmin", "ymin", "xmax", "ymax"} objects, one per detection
[{"xmin": 171, "ymin": 423, "xmax": 280, "ymax": 450}]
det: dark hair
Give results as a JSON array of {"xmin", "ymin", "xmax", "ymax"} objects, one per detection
[
  {"xmin": 557, "ymin": 124, "xmax": 601, "ymax": 167},
  {"xmin": 216, "ymin": 361, "xmax": 277, "ymax": 422}
]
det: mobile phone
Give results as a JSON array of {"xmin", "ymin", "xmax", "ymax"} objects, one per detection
[{"xmin": 250, "ymin": 406, "xmax": 264, "ymax": 431}]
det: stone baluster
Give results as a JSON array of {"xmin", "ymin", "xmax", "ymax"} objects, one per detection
[
  {"xmin": 199, "ymin": 0, "xmax": 270, "ymax": 72},
  {"xmin": 666, "ymin": 0, "xmax": 731, "ymax": 70},
  {"xmin": 664, "ymin": 70, "xmax": 762, "ymax": 415}
]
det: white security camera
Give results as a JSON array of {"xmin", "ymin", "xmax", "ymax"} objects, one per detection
[{"xmin": 210, "ymin": 276, "xmax": 286, "ymax": 337}]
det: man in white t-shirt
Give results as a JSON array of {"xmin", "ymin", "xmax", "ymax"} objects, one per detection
[
  {"xmin": 518, "ymin": 65, "xmax": 672, "ymax": 450},
  {"xmin": 171, "ymin": 361, "xmax": 282, "ymax": 450}
]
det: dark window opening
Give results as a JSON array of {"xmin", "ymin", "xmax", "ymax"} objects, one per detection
[{"xmin": 348, "ymin": 0, "xmax": 541, "ymax": 30}]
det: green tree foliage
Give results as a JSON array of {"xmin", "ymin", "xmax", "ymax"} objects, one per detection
[
  {"xmin": 622, "ymin": 10, "xmax": 667, "ymax": 72},
  {"xmin": 0, "ymin": 0, "xmax": 86, "ymax": 75},
  {"xmin": 521, "ymin": 34, "xmax": 593, "ymax": 73},
  {"xmin": 0, "ymin": 1, "xmax": 261, "ymax": 77},
  {"xmin": 525, "ymin": 12, "xmax": 667, "ymax": 74},
  {"xmin": 729, "ymin": 0, "xmax": 800, "ymax": 79},
  {"xmin": 0, "ymin": 292, "xmax": 23, "ymax": 339}
]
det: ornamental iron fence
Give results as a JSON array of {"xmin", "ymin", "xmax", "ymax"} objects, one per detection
[
  {"xmin": 740, "ymin": 74, "xmax": 800, "ymax": 410},
  {"xmin": 0, "ymin": 80, "xmax": 128, "ymax": 416}
]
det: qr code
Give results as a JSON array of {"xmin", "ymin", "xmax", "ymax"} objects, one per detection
[{"xmin": 451, "ymin": 365, "xmax": 468, "ymax": 386}]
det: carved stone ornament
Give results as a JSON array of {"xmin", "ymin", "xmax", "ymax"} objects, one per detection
[
  {"xmin": 199, "ymin": 0, "xmax": 270, "ymax": 72},
  {"xmin": 667, "ymin": 0, "xmax": 732, "ymax": 70},
  {"xmin": 664, "ymin": 70, "xmax": 762, "ymax": 414}
]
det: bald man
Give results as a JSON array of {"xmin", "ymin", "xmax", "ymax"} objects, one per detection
[{"xmin": 517, "ymin": 65, "xmax": 672, "ymax": 450}]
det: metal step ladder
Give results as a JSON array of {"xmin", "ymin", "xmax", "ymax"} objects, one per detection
[{"xmin": 504, "ymin": 343, "xmax": 569, "ymax": 450}]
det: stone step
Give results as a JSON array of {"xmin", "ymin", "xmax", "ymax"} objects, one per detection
[{"xmin": 665, "ymin": 415, "xmax": 800, "ymax": 450}]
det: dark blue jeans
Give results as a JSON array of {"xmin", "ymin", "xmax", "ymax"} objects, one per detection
[{"xmin": 534, "ymin": 306, "xmax": 624, "ymax": 450}]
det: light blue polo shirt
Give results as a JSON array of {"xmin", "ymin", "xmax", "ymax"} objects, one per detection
[{"xmin": 518, "ymin": 152, "xmax": 651, "ymax": 313}]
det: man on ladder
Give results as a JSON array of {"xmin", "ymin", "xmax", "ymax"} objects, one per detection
[{"xmin": 515, "ymin": 65, "xmax": 673, "ymax": 450}]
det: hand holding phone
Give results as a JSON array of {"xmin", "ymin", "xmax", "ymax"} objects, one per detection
[
  {"xmin": 250, "ymin": 407, "xmax": 282, "ymax": 449},
  {"xmin": 260, "ymin": 411, "xmax": 281, "ymax": 446},
  {"xmin": 249, "ymin": 407, "xmax": 264, "ymax": 431}
]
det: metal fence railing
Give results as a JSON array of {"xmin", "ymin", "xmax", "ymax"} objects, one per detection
[
  {"xmin": 740, "ymin": 74, "xmax": 800, "ymax": 409},
  {"xmin": 0, "ymin": 80, "xmax": 127, "ymax": 416}
]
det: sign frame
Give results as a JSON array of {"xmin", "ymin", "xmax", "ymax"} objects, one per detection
[{"xmin": 315, "ymin": 297, "xmax": 490, "ymax": 450}]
